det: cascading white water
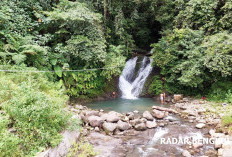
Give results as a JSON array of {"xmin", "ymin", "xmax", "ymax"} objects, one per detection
[{"xmin": 119, "ymin": 56, "xmax": 153, "ymax": 99}]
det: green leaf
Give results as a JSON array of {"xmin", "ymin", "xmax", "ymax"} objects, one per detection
[
  {"xmin": 50, "ymin": 59, "xmax": 57, "ymax": 65},
  {"xmin": 54, "ymin": 66, "xmax": 62, "ymax": 77}
]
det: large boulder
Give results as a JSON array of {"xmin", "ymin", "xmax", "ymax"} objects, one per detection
[
  {"xmin": 215, "ymin": 138, "xmax": 223, "ymax": 149},
  {"xmin": 85, "ymin": 110, "xmax": 99, "ymax": 117},
  {"xmin": 146, "ymin": 120, "xmax": 157, "ymax": 129},
  {"xmin": 117, "ymin": 120, "xmax": 131, "ymax": 131},
  {"xmin": 88, "ymin": 116, "xmax": 104, "ymax": 127},
  {"xmin": 195, "ymin": 123, "xmax": 206, "ymax": 129},
  {"xmin": 143, "ymin": 111, "xmax": 153, "ymax": 120},
  {"xmin": 134, "ymin": 123, "xmax": 147, "ymax": 131},
  {"xmin": 152, "ymin": 106, "xmax": 177, "ymax": 114},
  {"xmin": 101, "ymin": 111, "xmax": 121, "ymax": 122},
  {"xmin": 174, "ymin": 94, "xmax": 183, "ymax": 102},
  {"xmin": 127, "ymin": 112, "xmax": 135, "ymax": 120},
  {"xmin": 152, "ymin": 109, "xmax": 167, "ymax": 119},
  {"xmin": 103, "ymin": 122, "xmax": 117, "ymax": 133},
  {"xmin": 223, "ymin": 148, "xmax": 232, "ymax": 157},
  {"xmin": 182, "ymin": 150, "xmax": 191, "ymax": 157},
  {"xmin": 75, "ymin": 105, "xmax": 84, "ymax": 110},
  {"xmin": 80, "ymin": 113, "xmax": 88, "ymax": 123},
  {"xmin": 130, "ymin": 119, "xmax": 143, "ymax": 127},
  {"xmin": 222, "ymin": 141, "xmax": 232, "ymax": 149},
  {"xmin": 36, "ymin": 131, "xmax": 80, "ymax": 157},
  {"xmin": 193, "ymin": 143, "xmax": 203, "ymax": 149}
]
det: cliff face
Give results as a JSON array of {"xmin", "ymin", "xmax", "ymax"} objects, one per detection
[{"xmin": 141, "ymin": 66, "xmax": 161, "ymax": 97}]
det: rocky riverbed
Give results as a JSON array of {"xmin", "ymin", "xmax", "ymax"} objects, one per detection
[
  {"xmin": 38, "ymin": 97, "xmax": 232, "ymax": 157},
  {"xmin": 68, "ymin": 96, "xmax": 232, "ymax": 157},
  {"xmin": 169, "ymin": 98, "xmax": 232, "ymax": 157}
]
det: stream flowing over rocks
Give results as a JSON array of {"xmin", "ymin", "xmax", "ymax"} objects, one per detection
[
  {"xmin": 37, "ymin": 96, "xmax": 232, "ymax": 157},
  {"xmin": 71, "ymin": 98, "xmax": 231, "ymax": 157}
]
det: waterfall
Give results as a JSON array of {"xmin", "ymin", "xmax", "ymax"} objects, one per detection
[{"xmin": 119, "ymin": 56, "xmax": 153, "ymax": 99}]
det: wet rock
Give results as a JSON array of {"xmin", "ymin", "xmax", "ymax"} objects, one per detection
[
  {"xmin": 175, "ymin": 103, "xmax": 188, "ymax": 110},
  {"xmin": 146, "ymin": 120, "xmax": 157, "ymax": 129},
  {"xmin": 215, "ymin": 138, "xmax": 223, "ymax": 149},
  {"xmin": 212, "ymin": 133, "xmax": 225, "ymax": 138},
  {"xmin": 70, "ymin": 108, "xmax": 79, "ymax": 113},
  {"xmin": 205, "ymin": 149, "xmax": 217, "ymax": 157},
  {"xmin": 166, "ymin": 96, "xmax": 172, "ymax": 102},
  {"xmin": 117, "ymin": 120, "xmax": 131, "ymax": 131},
  {"xmin": 222, "ymin": 148, "xmax": 232, "ymax": 157},
  {"xmin": 189, "ymin": 116, "xmax": 196, "ymax": 120},
  {"xmin": 152, "ymin": 109, "xmax": 167, "ymax": 119},
  {"xmin": 94, "ymin": 127, "xmax": 100, "ymax": 132},
  {"xmin": 128, "ymin": 112, "xmax": 135, "ymax": 120},
  {"xmin": 103, "ymin": 122, "xmax": 117, "ymax": 133},
  {"xmin": 88, "ymin": 116, "xmax": 104, "ymax": 127},
  {"xmin": 140, "ymin": 118, "xmax": 148, "ymax": 123},
  {"xmin": 134, "ymin": 123, "xmax": 147, "ymax": 131},
  {"xmin": 222, "ymin": 141, "xmax": 232, "ymax": 149},
  {"xmin": 86, "ymin": 132, "xmax": 124, "ymax": 157},
  {"xmin": 196, "ymin": 123, "xmax": 206, "ymax": 129},
  {"xmin": 80, "ymin": 113, "xmax": 88, "ymax": 123},
  {"xmin": 209, "ymin": 118, "xmax": 220, "ymax": 125},
  {"xmin": 174, "ymin": 94, "xmax": 183, "ymax": 102},
  {"xmin": 193, "ymin": 143, "xmax": 203, "ymax": 149},
  {"xmin": 182, "ymin": 110, "xmax": 197, "ymax": 117},
  {"xmin": 183, "ymin": 98, "xmax": 189, "ymax": 102},
  {"xmin": 159, "ymin": 123, "xmax": 166, "ymax": 127},
  {"xmin": 82, "ymin": 129, "xmax": 88, "ymax": 136},
  {"xmin": 152, "ymin": 106, "xmax": 177, "ymax": 114},
  {"xmin": 121, "ymin": 116, "xmax": 129, "ymax": 122},
  {"xmin": 85, "ymin": 110, "xmax": 99, "ymax": 117},
  {"xmin": 8, "ymin": 128, "xmax": 16, "ymax": 133},
  {"xmin": 218, "ymin": 148, "xmax": 223, "ymax": 156},
  {"xmin": 182, "ymin": 150, "xmax": 191, "ymax": 157},
  {"xmin": 130, "ymin": 119, "xmax": 142, "ymax": 127},
  {"xmin": 101, "ymin": 111, "xmax": 121, "ymax": 122},
  {"xmin": 133, "ymin": 110, "xmax": 139, "ymax": 114},
  {"xmin": 143, "ymin": 111, "xmax": 153, "ymax": 120},
  {"xmin": 209, "ymin": 129, "xmax": 215, "ymax": 136},
  {"xmin": 75, "ymin": 105, "xmax": 84, "ymax": 110},
  {"xmin": 164, "ymin": 116, "xmax": 178, "ymax": 122},
  {"xmin": 197, "ymin": 108, "xmax": 206, "ymax": 115},
  {"xmin": 37, "ymin": 131, "xmax": 80, "ymax": 157},
  {"xmin": 198, "ymin": 119, "xmax": 206, "ymax": 123}
]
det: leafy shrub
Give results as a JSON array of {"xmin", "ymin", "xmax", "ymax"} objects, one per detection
[
  {"xmin": 0, "ymin": 114, "xmax": 22, "ymax": 157},
  {"xmin": 101, "ymin": 45, "xmax": 126, "ymax": 80},
  {"xmin": 68, "ymin": 140, "xmax": 97, "ymax": 157},
  {"xmin": 0, "ymin": 65, "xmax": 69, "ymax": 156},
  {"xmin": 152, "ymin": 28, "xmax": 206, "ymax": 94},
  {"xmin": 225, "ymin": 90, "xmax": 232, "ymax": 104},
  {"xmin": 175, "ymin": 0, "xmax": 218, "ymax": 32},
  {"xmin": 148, "ymin": 76, "xmax": 163, "ymax": 96},
  {"xmin": 207, "ymin": 80, "xmax": 232, "ymax": 102},
  {"xmin": 202, "ymin": 32, "xmax": 232, "ymax": 77},
  {"xmin": 222, "ymin": 115, "xmax": 232, "ymax": 126}
]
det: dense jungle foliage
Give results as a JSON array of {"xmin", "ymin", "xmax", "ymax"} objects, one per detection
[
  {"xmin": 1, "ymin": 0, "xmax": 232, "ymax": 156},
  {"xmin": 150, "ymin": 0, "xmax": 232, "ymax": 102}
]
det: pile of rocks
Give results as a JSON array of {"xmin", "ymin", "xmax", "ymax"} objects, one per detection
[
  {"xmin": 208, "ymin": 129, "xmax": 232, "ymax": 157},
  {"xmin": 73, "ymin": 105, "xmax": 176, "ymax": 134},
  {"xmin": 173, "ymin": 99, "xmax": 221, "ymax": 129},
  {"xmin": 171, "ymin": 97, "xmax": 232, "ymax": 157}
]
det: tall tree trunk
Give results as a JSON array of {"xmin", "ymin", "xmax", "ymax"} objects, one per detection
[{"xmin": 104, "ymin": 0, "xmax": 108, "ymax": 23}]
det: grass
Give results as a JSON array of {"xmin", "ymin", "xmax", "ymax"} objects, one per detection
[
  {"xmin": 68, "ymin": 139, "xmax": 98, "ymax": 157},
  {"xmin": 0, "ymin": 65, "xmax": 73, "ymax": 156}
]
